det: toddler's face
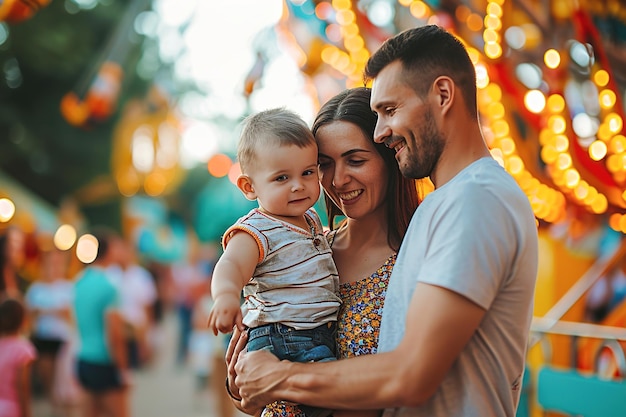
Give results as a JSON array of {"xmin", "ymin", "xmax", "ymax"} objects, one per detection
[{"xmin": 247, "ymin": 143, "xmax": 320, "ymax": 220}]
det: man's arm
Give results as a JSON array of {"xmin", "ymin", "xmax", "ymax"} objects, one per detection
[
  {"xmin": 235, "ymin": 282, "xmax": 486, "ymax": 411},
  {"xmin": 107, "ymin": 308, "xmax": 128, "ymax": 372}
]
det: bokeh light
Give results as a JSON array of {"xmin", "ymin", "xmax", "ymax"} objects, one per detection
[
  {"xmin": 76, "ymin": 233, "xmax": 99, "ymax": 264},
  {"xmin": 544, "ymin": 49, "xmax": 561, "ymax": 69},
  {"xmin": 524, "ymin": 90, "xmax": 546, "ymax": 114},
  {"xmin": 207, "ymin": 153, "xmax": 233, "ymax": 177},
  {"xmin": 0, "ymin": 198, "xmax": 15, "ymax": 222},
  {"xmin": 53, "ymin": 224, "xmax": 77, "ymax": 251}
]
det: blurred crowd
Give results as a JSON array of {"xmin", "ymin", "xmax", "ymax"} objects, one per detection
[{"xmin": 0, "ymin": 224, "xmax": 238, "ymax": 417}]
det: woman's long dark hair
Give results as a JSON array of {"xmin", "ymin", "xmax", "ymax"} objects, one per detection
[{"xmin": 312, "ymin": 87, "xmax": 420, "ymax": 251}]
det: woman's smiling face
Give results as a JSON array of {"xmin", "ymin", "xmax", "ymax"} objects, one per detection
[{"xmin": 316, "ymin": 120, "xmax": 389, "ymax": 222}]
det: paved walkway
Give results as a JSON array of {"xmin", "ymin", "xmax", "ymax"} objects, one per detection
[
  {"xmin": 33, "ymin": 311, "xmax": 247, "ymax": 417},
  {"xmin": 130, "ymin": 312, "xmax": 246, "ymax": 417}
]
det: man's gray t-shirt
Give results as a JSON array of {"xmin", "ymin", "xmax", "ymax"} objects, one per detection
[{"xmin": 379, "ymin": 157, "xmax": 538, "ymax": 417}]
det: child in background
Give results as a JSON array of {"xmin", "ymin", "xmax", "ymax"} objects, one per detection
[
  {"xmin": 207, "ymin": 108, "xmax": 341, "ymax": 417},
  {"xmin": 0, "ymin": 297, "xmax": 37, "ymax": 417}
]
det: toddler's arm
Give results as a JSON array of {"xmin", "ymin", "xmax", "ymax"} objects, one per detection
[{"xmin": 208, "ymin": 231, "xmax": 259, "ymax": 335}]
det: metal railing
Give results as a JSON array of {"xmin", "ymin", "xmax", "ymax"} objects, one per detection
[{"xmin": 529, "ymin": 237, "xmax": 626, "ymax": 348}]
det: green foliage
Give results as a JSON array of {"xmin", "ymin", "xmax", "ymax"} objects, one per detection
[{"xmin": 0, "ymin": 0, "xmax": 149, "ymax": 228}]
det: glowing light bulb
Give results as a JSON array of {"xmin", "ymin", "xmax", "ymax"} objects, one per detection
[
  {"xmin": 76, "ymin": 234, "xmax": 99, "ymax": 264},
  {"xmin": 589, "ymin": 140, "xmax": 608, "ymax": 161},
  {"xmin": 599, "ymin": 89, "xmax": 617, "ymax": 109},
  {"xmin": 547, "ymin": 94, "xmax": 565, "ymax": 113},
  {"xmin": 54, "ymin": 224, "xmax": 77, "ymax": 251},
  {"xmin": 593, "ymin": 70, "xmax": 609, "ymax": 87},
  {"xmin": 524, "ymin": 90, "xmax": 546, "ymax": 114},
  {"xmin": 548, "ymin": 115, "xmax": 566, "ymax": 134},
  {"xmin": 590, "ymin": 194, "xmax": 608, "ymax": 214},
  {"xmin": 0, "ymin": 198, "xmax": 15, "ymax": 222},
  {"xmin": 564, "ymin": 169, "xmax": 580, "ymax": 188},
  {"xmin": 544, "ymin": 49, "xmax": 561, "ymax": 69},
  {"xmin": 556, "ymin": 153, "xmax": 572, "ymax": 170}
]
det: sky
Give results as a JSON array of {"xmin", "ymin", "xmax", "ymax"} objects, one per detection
[{"xmin": 150, "ymin": 0, "xmax": 313, "ymax": 167}]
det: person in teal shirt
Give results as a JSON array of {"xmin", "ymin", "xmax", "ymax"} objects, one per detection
[{"xmin": 73, "ymin": 227, "xmax": 130, "ymax": 417}]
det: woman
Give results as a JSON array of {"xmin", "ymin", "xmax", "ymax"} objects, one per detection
[
  {"xmin": 226, "ymin": 87, "xmax": 421, "ymax": 417},
  {"xmin": 25, "ymin": 247, "xmax": 76, "ymax": 414}
]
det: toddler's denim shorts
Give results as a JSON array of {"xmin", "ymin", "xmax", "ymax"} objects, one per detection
[{"xmin": 247, "ymin": 321, "xmax": 337, "ymax": 363}]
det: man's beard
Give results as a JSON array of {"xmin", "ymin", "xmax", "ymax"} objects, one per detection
[{"xmin": 401, "ymin": 107, "xmax": 444, "ymax": 180}]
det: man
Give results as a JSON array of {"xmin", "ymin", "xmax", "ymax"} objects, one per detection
[
  {"xmin": 107, "ymin": 239, "xmax": 158, "ymax": 369},
  {"xmin": 73, "ymin": 228, "xmax": 131, "ymax": 417},
  {"xmin": 233, "ymin": 25, "xmax": 538, "ymax": 416}
]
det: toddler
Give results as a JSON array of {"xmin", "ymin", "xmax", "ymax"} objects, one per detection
[{"xmin": 207, "ymin": 108, "xmax": 341, "ymax": 417}]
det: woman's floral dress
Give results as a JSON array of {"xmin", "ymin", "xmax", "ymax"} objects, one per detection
[{"xmin": 261, "ymin": 253, "xmax": 396, "ymax": 417}]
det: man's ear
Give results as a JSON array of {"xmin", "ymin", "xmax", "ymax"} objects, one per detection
[
  {"xmin": 432, "ymin": 76, "xmax": 454, "ymax": 116},
  {"xmin": 237, "ymin": 175, "xmax": 257, "ymax": 201}
]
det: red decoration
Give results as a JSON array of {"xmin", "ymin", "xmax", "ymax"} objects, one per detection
[
  {"xmin": 60, "ymin": 61, "xmax": 124, "ymax": 128},
  {"xmin": 0, "ymin": 0, "xmax": 51, "ymax": 24},
  {"xmin": 85, "ymin": 61, "xmax": 123, "ymax": 121}
]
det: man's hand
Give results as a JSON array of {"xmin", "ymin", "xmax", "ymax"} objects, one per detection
[
  {"xmin": 225, "ymin": 326, "xmax": 248, "ymax": 379},
  {"xmin": 234, "ymin": 349, "xmax": 285, "ymax": 410},
  {"xmin": 224, "ymin": 328, "xmax": 264, "ymax": 416},
  {"xmin": 207, "ymin": 294, "xmax": 243, "ymax": 335}
]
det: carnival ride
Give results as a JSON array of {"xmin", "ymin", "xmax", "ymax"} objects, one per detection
[
  {"xmin": 2, "ymin": 1, "xmax": 626, "ymax": 415},
  {"xmin": 247, "ymin": 1, "xmax": 626, "ymax": 415}
]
